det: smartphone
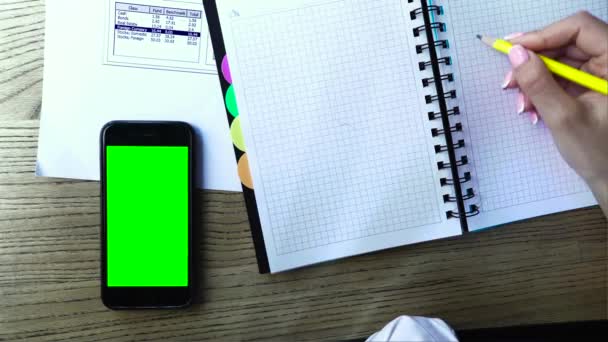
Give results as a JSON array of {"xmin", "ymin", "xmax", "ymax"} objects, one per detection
[{"xmin": 100, "ymin": 121, "xmax": 194, "ymax": 309}]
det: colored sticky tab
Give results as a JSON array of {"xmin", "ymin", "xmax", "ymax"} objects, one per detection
[
  {"xmin": 237, "ymin": 154, "xmax": 254, "ymax": 189},
  {"xmin": 225, "ymin": 85, "xmax": 239, "ymax": 117},
  {"xmin": 230, "ymin": 116, "xmax": 246, "ymax": 152},
  {"xmin": 221, "ymin": 55, "xmax": 232, "ymax": 84}
]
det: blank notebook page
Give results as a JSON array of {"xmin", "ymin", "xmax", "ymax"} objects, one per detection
[
  {"xmin": 218, "ymin": 0, "xmax": 462, "ymax": 272},
  {"xmin": 441, "ymin": 0, "xmax": 606, "ymax": 230}
]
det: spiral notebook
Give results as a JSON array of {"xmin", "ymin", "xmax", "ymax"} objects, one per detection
[{"xmin": 204, "ymin": 0, "xmax": 606, "ymax": 273}]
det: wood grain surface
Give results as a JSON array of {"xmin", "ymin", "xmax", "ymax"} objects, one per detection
[{"xmin": 0, "ymin": 1, "xmax": 606, "ymax": 341}]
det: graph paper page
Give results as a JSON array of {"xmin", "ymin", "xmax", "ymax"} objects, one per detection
[
  {"xmin": 217, "ymin": 0, "xmax": 462, "ymax": 272},
  {"xmin": 438, "ymin": 0, "xmax": 606, "ymax": 230}
]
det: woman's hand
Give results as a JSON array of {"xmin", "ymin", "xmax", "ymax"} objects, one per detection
[{"xmin": 503, "ymin": 11, "xmax": 608, "ymax": 215}]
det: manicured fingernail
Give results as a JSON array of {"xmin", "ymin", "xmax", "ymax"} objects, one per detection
[
  {"xmin": 504, "ymin": 32, "xmax": 525, "ymax": 40},
  {"xmin": 516, "ymin": 93, "xmax": 525, "ymax": 114},
  {"xmin": 530, "ymin": 111, "xmax": 540, "ymax": 125},
  {"xmin": 509, "ymin": 45, "xmax": 530, "ymax": 67},
  {"xmin": 502, "ymin": 70, "xmax": 513, "ymax": 89}
]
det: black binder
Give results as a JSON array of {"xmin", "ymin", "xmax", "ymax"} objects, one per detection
[
  {"xmin": 409, "ymin": 0, "xmax": 479, "ymax": 226},
  {"xmin": 204, "ymin": 0, "xmax": 479, "ymax": 274}
]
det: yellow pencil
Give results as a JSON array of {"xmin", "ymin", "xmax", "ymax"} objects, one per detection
[{"xmin": 477, "ymin": 35, "xmax": 608, "ymax": 95}]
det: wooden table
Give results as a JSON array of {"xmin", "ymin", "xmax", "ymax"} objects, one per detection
[{"xmin": 1, "ymin": 1, "xmax": 606, "ymax": 341}]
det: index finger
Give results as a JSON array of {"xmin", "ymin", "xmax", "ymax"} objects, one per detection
[{"xmin": 509, "ymin": 11, "xmax": 608, "ymax": 57}]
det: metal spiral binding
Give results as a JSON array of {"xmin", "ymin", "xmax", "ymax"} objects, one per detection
[
  {"xmin": 410, "ymin": 0, "xmax": 479, "ymax": 227},
  {"xmin": 419, "ymin": 57, "xmax": 451, "ymax": 71},
  {"xmin": 432, "ymin": 123, "xmax": 462, "ymax": 137},
  {"xmin": 440, "ymin": 172, "xmax": 471, "ymax": 186},
  {"xmin": 437, "ymin": 156, "xmax": 468, "ymax": 170},
  {"xmin": 435, "ymin": 140, "xmax": 465, "ymax": 153},
  {"xmin": 447, "ymin": 205, "xmax": 480, "ymax": 219},
  {"xmin": 416, "ymin": 40, "xmax": 449, "ymax": 54},
  {"xmin": 409, "ymin": 3, "xmax": 443, "ymax": 19},
  {"xmin": 413, "ymin": 22, "xmax": 445, "ymax": 37},
  {"xmin": 426, "ymin": 90, "xmax": 456, "ymax": 104},
  {"xmin": 428, "ymin": 106, "xmax": 459, "ymax": 120},
  {"xmin": 444, "ymin": 189, "xmax": 476, "ymax": 203},
  {"xmin": 423, "ymin": 73, "xmax": 453, "ymax": 87}
]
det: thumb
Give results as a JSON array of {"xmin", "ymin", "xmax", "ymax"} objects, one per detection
[{"xmin": 509, "ymin": 45, "xmax": 582, "ymax": 129}]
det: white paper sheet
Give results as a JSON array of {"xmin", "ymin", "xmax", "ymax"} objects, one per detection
[{"xmin": 36, "ymin": 0, "xmax": 241, "ymax": 191}]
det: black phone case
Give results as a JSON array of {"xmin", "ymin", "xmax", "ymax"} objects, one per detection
[{"xmin": 99, "ymin": 121, "xmax": 195, "ymax": 309}]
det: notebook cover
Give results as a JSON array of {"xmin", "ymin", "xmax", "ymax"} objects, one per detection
[{"xmin": 203, "ymin": 0, "xmax": 271, "ymax": 274}]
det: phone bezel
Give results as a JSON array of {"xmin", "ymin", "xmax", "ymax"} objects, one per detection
[{"xmin": 100, "ymin": 121, "xmax": 194, "ymax": 309}]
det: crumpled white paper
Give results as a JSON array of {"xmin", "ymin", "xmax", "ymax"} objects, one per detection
[{"xmin": 367, "ymin": 316, "xmax": 458, "ymax": 342}]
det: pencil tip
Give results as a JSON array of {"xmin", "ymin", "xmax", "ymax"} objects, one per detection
[{"xmin": 476, "ymin": 34, "xmax": 482, "ymax": 40}]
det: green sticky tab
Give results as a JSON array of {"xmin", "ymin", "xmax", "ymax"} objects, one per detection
[{"xmin": 226, "ymin": 85, "xmax": 239, "ymax": 117}]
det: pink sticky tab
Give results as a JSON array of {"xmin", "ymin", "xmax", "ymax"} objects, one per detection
[{"xmin": 221, "ymin": 55, "xmax": 232, "ymax": 84}]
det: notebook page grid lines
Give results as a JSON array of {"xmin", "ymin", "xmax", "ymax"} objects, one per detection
[
  {"xmin": 230, "ymin": 0, "xmax": 443, "ymax": 256},
  {"xmin": 445, "ymin": 0, "xmax": 606, "ymax": 212}
]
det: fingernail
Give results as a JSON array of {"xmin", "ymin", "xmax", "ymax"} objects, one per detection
[
  {"xmin": 516, "ymin": 93, "xmax": 526, "ymax": 114},
  {"xmin": 530, "ymin": 111, "xmax": 540, "ymax": 125},
  {"xmin": 504, "ymin": 32, "xmax": 525, "ymax": 40},
  {"xmin": 509, "ymin": 45, "xmax": 530, "ymax": 67},
  {"xmin": 502, "ymin": 70, "xmax": 513, "ymax": 89}
]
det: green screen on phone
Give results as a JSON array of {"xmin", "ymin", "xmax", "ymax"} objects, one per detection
[{"xmin": 106, "ymin": 146, "xmax": 189, "ymax": 287}]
